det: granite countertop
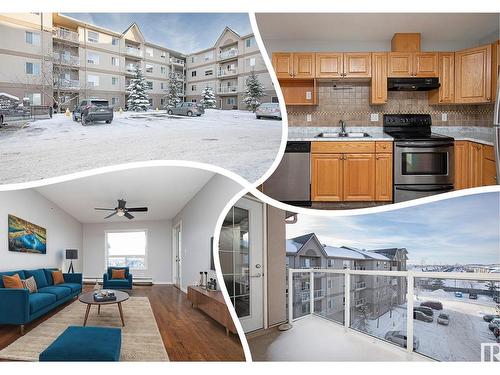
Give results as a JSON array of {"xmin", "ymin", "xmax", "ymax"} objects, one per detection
[{"xmin": 288, "ymin": 126, "xmax": 495, "ymax": 146}]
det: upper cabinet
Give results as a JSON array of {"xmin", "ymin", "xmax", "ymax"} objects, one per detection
[
  {"xmin": 414, "ymin": 52, "xmax": 439, "ymax": 77},
  {"xmin": 388, "ymin": 52, "xmax": 438, "ymax": 77},
  {"xmin": 272, "ymin": 53, "xmax": 293, "ymax": 79},
  {"xmin": 316, "ymin": 53, "xmax": 343, "ymax": 78},
  {"xmin": 454, "ymin": 44, "xmax": 492, "ymax": 104},
  {"xmin": 388, "ymin": 52, "xmax": 413, "ymax": 77},
  {"xmin": 315, "ymin": 52, "xmax": 371, "ymax": 78},
  {"xmin": 343, "ymin": 53, "xmax": 372, "ymax": 78},
  {"xmin": 370, "ymin": 52, "xmax": 388, "ymax": 105},
  {"xmin": 428, "ymin": 52, "xmax": 455, "ymax": 104},
  {"xmin": 272, "ymin": 52, "xmax": 315, "ymax": 79}
]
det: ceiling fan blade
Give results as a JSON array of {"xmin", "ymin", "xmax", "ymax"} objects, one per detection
[
  {"xmin": 126, "ymin": 207, "xmax": 148, "ymax": 212},
  {"xmin": 118, "ymin": 199, "xmax": 126, "ymax": 209},
  {"xmin": 94, "ymin": 208, "xmax": 116, "ymax": 211},
  {"xmin": 104, "ymin": 211, "xmax": 117, "ymax": 219},
  {"xmin": 124, "ymin": 212, "xmax": 134, "ymax": 220}
]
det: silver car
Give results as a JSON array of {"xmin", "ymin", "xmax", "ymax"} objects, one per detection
[
  {"xmin": 437, "ymin": 313, "xmax": 449, "ymax": 325},
  {"xmin": 256, "ymin": 102, "xmax": 282, "ymax": 120},
  {"xmin": 385, "ymin": 330, "xmax": 419, "ymax": 350},
  {"xmin": 166, "ymin": 102, "xmax": 204, "ymax": 117}
]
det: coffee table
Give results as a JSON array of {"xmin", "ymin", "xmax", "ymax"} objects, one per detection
[{"xmin": 78, "ymin": 290, "xmax": 129, "ymax": 327}]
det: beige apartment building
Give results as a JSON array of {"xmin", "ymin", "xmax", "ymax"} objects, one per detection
[{"xmin": 0, "ymin": 14, "xmax": 275, "ymax": 112}]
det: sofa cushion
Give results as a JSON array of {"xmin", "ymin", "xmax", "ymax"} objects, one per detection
[
  {"xmin": 29, "ymin": 293, "xmax": 57, "ymax": 314},
  {"xmin": 105, "ymin": 279, "xmax": 130, "ymax": 286},
  {"xmin": 38, "ymin": 286, "xmax": 72, "ymax": 300},
  {"xmin": 0, "ymin": 270, "xmax": 25, "ymax": 288},
  {"xmin": 57, "ymin": 283, "xmax": 82, "ymax": 294},
  {"xmin": 52, "ymin": 271, "xmax": 65, "ymax": 285},
  {"xmin": 111, "ymin": 269, "xmax": 126, "ymax": 279},
  {"xmin": 2, "ymin": 274, "xmax": 24, "ymax": 289},
  {"xmin": 43, "ymin": 268, "xmax": 59, "ymax": 286},
  {"xmin": 24, "ymin": 269, "xmax": 49, "ymax": 289},
  {"xmin": 39, "ymin": 326, "xmax": 121, "ymax": 362},
  {"xmin": 22, "ymin": 276, "xmax": 38, "ymax": 293},
  {"xmin": 107, "ymin": 267, "xmax": 129, "ymax": 279}
]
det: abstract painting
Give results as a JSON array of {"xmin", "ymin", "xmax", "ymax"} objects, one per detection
[{"xmin": 8, "ymin": 214, "xmax": 46, "ymax": 254}]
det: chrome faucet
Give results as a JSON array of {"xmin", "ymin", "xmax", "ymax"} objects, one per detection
[{"xmin": 339, "ymin": 120, "xmax": 347, "ymax": 136}]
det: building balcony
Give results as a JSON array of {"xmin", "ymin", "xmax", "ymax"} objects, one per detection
[
  {"xmin": 174, "ymin": 73, "xmax": 184, "ymax": 81},
  {"xmin": 53, "ymin": 53, "xmax": 80, "ymax": 66},
  {"xmin": 218, "ymin": 49, "xmax": 238, "ymax": 61},
  {"xmin": 126, "ymin": 47, "xmax": 143, "ymax": 58},
  {"xmin": 53, "ymin": 27, "xmax": 79, "ymax": 44},
  {"xmin": 217, "ymin": 86, "xmax": 239, "ymax": 95},
  {"xmin": 125, "ymin": 64, "xmax": 137, "ymax": 74},
  {"xmin": 54, "ymin": 79, "xmax": 80, "ymax": 90},
  {"xmin": 354, "ymin": 282, "xmax": 367, "ymax": 291},
  {"xmin": 301, "ymin": 289, "xmax": 324, "ymax": 302},
  {"xmin": 170, "ymin": 58, "xmax": 185, "ymax": 66},
  {"xmin": 217, "ymin": 68, "xmax": 238, "ymax": 77}
]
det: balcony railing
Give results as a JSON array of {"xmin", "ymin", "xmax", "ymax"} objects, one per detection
[
  {"xmin": 54, "ymin": 79, "xmax": 80, "ymax": 90},
  {"xmin": 301, "ymin": 289, "xmax": 324, "ymax": 302},
  {"xmin": 170, "ymin": 58, "xmax": 185, "ymax": 66},
  {"xmin": 354, "ymin": 281, "xmax": 366, "ymax": 290},
  {"xmin": 218, "ymin": 49, "xmax": 238, "ymax": 61},
  {"xmin": 53, "ymin": 27, "xmax": 79, "ymax": 43},
  {"xmin": 53, "ymin": 53, "xmax": 80, "ymax": 66},
  {"xmin": 217, "ymin": 86, "xmax": 238, "ymax": 94},
  {"xmin": 126, "ymin": 47, "xmax": 143, "ymax": 58},
  {"xmin": 217, "ymin": 68, "xmax": 238, "ymax": 77},
  {"xmin": 126, "ymin": 65, "xmax": 137, "ymax": 73}
]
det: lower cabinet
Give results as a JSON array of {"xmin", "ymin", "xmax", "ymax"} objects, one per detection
[
  {"xmin": 454, "ymin": 141, "xmax": 469, "ymax": 189},
  {"xmin": 343, "ymin": 154, "xmax": 376, "ymax": 201},
  {"xmin": 311, "ymin": 154, "xmax": 343, "ymax": 201},
  {"xmin": 375, "ymin": 153, "xmax": 393, "ymax": 201},
  {"xmin": 482, "ymin": 145, "xmax": 497, "ymax": 186},
  {"xmin": 454, "ymin": 140, "xmax": 497, "ymax": 189}
]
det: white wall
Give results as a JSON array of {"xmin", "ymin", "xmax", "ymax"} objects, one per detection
[
  {"xmin": 173, "ymin": 175, "xmax": 243, "ymax": 292},
  {"xmin": 82, "ymin": 220, "xmax": 172, "ymax": 283},
  {"xmin": 0, "ymin": 189, "xmax": 83, "ymax": 272}
]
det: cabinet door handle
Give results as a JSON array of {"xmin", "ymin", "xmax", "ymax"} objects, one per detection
[{"xmin": 487, "ymin": 97, "xmax": 491, "ymax": 101}]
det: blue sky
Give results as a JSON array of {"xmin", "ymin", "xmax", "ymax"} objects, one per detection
[
  {"xmin": 63, "ymin": 13, "xmax": 252, "ymax": 54},
  {"xmin": 286, "ymin": 192, "xmax": 500, "ymax": 265}
]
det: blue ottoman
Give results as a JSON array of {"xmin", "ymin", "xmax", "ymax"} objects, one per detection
[{"xmin": 39, "ymin": 326, "xmax": 121, "ymax": 361}]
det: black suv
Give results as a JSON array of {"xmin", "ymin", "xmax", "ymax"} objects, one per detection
[{"xmin": 73, "ymin": 99, "xmax": 113, "ymax": 125}]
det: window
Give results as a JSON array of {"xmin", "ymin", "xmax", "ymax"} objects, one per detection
[
  {"xmin": 245, "ymin": 37, "xmax": 255, "ymax": 48},
  {"xmin": 106, "ymin": 230, "xmax": 147, "ymax": 270},
  {"xmin": 204, "ymin": 53, "xmax": 211, "ymax": 61},
  {"xmin": 343, "ymin": 260, "xmax": 351, "ymax": 269},
  {"xmin": 226, "ymin": 97, "xmax": 236, "ymax": 105},
  {"xmin": 148, "ymin": 98, "xmax": 153, "ymax": 106},
  {"xmin": 111, "ymin": 37, "xmax": 119, "ymax": 46},
  {"xmin": 87, "ymin": 52, "xmax": 99, "ymax": 65},
  {"xmin": 25, "ymin": 62, "xmax": 40, "ymax": 75},
  {"xmin": 328, "ymin": 280, "xmax": 333, "ymax": 288},
  {"xmin": 145, "ymin": 64, "xmax": 153, "ymax": 73},
  {"xmin": 25, "ymin": 31, "xmax": 40, "ymax": 45},
  {"xmin": 146, "ymin": 48, "xmax": 153, "ymax": 57},
  {"xmin": 111, "ymin": 56, "xmax": 119, "ymax": 67},
  {"xmin": 304, "ymin": 258, "xmax": 311, "ymax": 268},
  {"xmin": 160, "ymin": 66, "xmax": 166, "ymax": 74},
  {"xmin": 191, "ymin": 56, "xmax": 196, "ymax": 63},
  {"xmin": 160, "ymin": 82, "xmax": 165, "ymax": 90},
  {"xmin": 191, "ymin": 71, "xmax": 197, "ymax": 77},
  {"xmin": 146, "ymin": 81, "xmax": 153, "ymax": 90},
  {"xmin": 111, "ymin": 77, "xmax": 118, "ymax": 86},
  {"xmin": 87, "ymin": 75, "xmax": 99, "ymax": 87},
  {"xmin": 160, "ymin": 98, "xmax": 165, "ymax": 106},
  {"xmin": 204, "ymin": 69, "xmax": 213, "ymax": 76},
  {"xmin": 160, "ymin": 52, "xmax": 166, "ymax": 59},
  {"xmin": 328, "ymin": 299, "xmax": 333, "ymax": 309},
  {"xmin": 191, "ymin": 85, "xmax": 196, "ymax": 92},
  {"xmin": 87, "ymin": 31, "xmax": 99, "ymax": 43},
  {"xmin": 28, "ymin": 93, "xmax": 41, "ymax": 105},
  {"xmin": 249, "ymin": 57, "xmax": 256, "ymax": 67},
  {"xmin": 111, "ymin": 97, "xmax": 118, "ymax": 105}
]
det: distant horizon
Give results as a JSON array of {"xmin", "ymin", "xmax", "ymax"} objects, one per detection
[{"xmin": 286, "ymin": 192, "xmax": 500, "ymax": 265}]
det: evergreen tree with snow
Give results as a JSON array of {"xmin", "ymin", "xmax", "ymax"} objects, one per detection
[
  {"xmin": 200, "ymin": 86, "xmax": 217, "ymax": 109},
  {"xmin": 164, "ymin": 72, "xmax": 182, "ymax": 108},
  {"xmin": 126, "ymin": 65, "xmax": 150, "ymax": 111},
  {"xmin": 242, "ymin": 70, "xmax": 265, "ymax": 112},
  {"xmin": 431, "ymin": 278, "xmax": 445, "ymax": 289}
]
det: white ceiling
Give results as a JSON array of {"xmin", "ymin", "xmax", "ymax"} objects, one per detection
[
  {"xmin": 35, "ymin": 167, "xmax": 215, "ymax": 223},
  {"xmin": 256, "ymin": 13, "xmax": 499, "ymax": 42}
]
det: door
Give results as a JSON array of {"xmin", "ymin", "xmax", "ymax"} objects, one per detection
[
  {"xmin": 455, "ymin": 44, "xmax": 492, "ymax": 103},
  {"xmin": 172, "ymin": 222, "xmax": 182, "ymax": 289},
  {"xmin": 388, "ymin": 52, "xmax": 413, "ymax": 77},
  {"xmin": 272, "ymin": 53, "xmax": 293, "ymax": 79},
  {"xmin": 429, "ymin": 53, "xmax": 454, "ymax": 104},
  {"xmin": 344, "ymin": 52, "xmax": 372, "ymax": 78},
  {"xmin": 315, "ymin": 53, "xmax": 343, "ymax": 78},
  {"xmin": 468, "ymin": 142, "xmax": 483, "ymax": 187},
  {"xmin": 413, "ymin": 52, "xmax": 438, "ymax": 77},
  {"xmin": 293, "ymin": 53, "xmax": 315, "ymax": 78},
  {"xmin": 375, "ymin": 153, "xmax": 393, "ymax": 201},
  {"xmin": 371, "ymin": 53, "xmax": 388, "ymax": 104},
  {"xmin": 311, "ymin": 154, "xmax": 343, "ymax": 201},
  {"xmin": 454, "ymin": 141, "xmax": 469, "ymax": 190},
  {"xmin": 343, "ymin": 153, "xmax": 376, "ymax": 201},
  {"xmin": 219, "ymin": 197, "xmax": 264, "ymax": 333}
]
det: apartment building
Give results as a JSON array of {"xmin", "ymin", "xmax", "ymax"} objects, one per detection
[
  {"xmin": 185, "ymin": 27, "xmax": 276, "ymax": 110},
  {"xmin": 286, "ymin": 233, "xmax": 408, "ymax": 321}
]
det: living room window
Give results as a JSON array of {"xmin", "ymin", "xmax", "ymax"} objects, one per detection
[{"xmin": 105, "ymin": 230, "xmax": 147, "ymax": 270}]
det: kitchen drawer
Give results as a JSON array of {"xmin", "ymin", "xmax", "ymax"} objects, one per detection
[
  {"xmin": 311, "ymin": 141, "xmax": 375, "ymax": 154},
  {"xmin": 375, "ymin": 141, "xmax": 393, "ymax": 153},
  {"xmin": 483, "ymin": 144, "xmax": 495, "ymax": 161}
]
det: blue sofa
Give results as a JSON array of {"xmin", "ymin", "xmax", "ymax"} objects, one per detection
[
  {"xmin": 0, "ymin": 268, "xmax": 82, "ymax": 334},
  {"xmin": 103, "ymin": 267, "xmax": 133, "ymax": 290}
]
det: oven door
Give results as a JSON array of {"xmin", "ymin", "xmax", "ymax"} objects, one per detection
[{"xmin": 394, "ymin": 141, "xmax": 454, "ymax": 185}]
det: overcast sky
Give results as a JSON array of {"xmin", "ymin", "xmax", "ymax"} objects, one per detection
[
  {"xmin": 286, "ymin": 192, "xmax": 500, "ymax": 266},
  {"xmin": 63, "ymin": 13, "xmax": 252, "ymax": 54}
]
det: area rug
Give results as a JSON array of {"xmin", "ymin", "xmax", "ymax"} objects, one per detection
[{"xmin": 0, "ymin": 296, "xmax": 169, "ymax": 361}]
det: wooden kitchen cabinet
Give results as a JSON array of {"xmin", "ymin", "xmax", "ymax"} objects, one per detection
[
  {"xmin": 316, "ymin": 53, "xmax": 343, "ymax": 78},
  {"xmin": 455, "ymin": 141, "xmax": 497, "ymax": 190},
  {"xmin": 454, "ymin": 141, "xmax": 470, "ymax": 190},
  {"xmin": 371, "ymin": 52, "xmax": 388, "ymax": 104},
  {"xmin": 272, "ymin": 52, "xmax": 315, "ymax": 79},
  {"xmin": 294, "ymin": 53, "xmax": 316, "ymax": 78},
  {"xmin": 343, "ymin": 53, "xmax": 372, "ymax": 78},
  {"xmin": 428, "ymin": 52, "xmax": 455, "ymax": 104},
  {"xmin": 343, "ymin": 154, "xmax": 376, "ymax": 201},
  {"xmin": 413, "ymin": 52, "xmax": 439, "ymax": 77},
  {"xmin": 279, "ymin": 79, "xmax": 317, "ymax": 105},
  {"xmin": 311, "ymin": 154, "xmax": 343, "ymax": 201},
  {"xmin": 315, "ymin": 52, "xmax": 371, "ymax": 78},
  {"xmin": 482, "ymin": 145, "xmax": 497, "ymax": 186},
  {"xmin": 468, "ymin": 142, "xmax": 484, "ymax": 188},
  {"xmin": 375, "ymin": 142, "xmax": 393, "ymax": 201},
  {"xmin": 388, "ymin": 52, "xmax": 413, "ymax": 77},
  {"xmin": 455, "ymin": 44, "xmax": 492, "ymax": 103},
  {"xmin": 272, "ymin": 53, "xmax": 293, "ymax": 79},
  {"xmin": 388, "ymin": 52, "xmax": 438, "ymax": 77}
]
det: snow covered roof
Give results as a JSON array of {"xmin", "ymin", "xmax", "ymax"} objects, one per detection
[
  {"xmin": 286, "ymin": 239, "xmax": 302, "ymax": 253},
  {"xmin": 323, "ymin": 246, "xmax": 367, "ymax": 260},
  {"xmin": 0, "ymin": 93, "xmax": 19, "ymax": 101}
]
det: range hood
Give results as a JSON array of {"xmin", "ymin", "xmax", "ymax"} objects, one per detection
[{"xmin": 388, "ymin": 77, "xmax": 440, "ymax": 91}]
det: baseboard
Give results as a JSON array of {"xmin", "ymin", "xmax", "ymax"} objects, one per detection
[{"xmin": 152, "ymin": 282, "xmax": 174, "ymax": 285}]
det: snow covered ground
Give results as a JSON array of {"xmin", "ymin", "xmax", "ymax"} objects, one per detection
[
  {"xmin": 0, "ymin": 109, "xmax": 283, "ymax": 184},
  {"xmin": 356, "ymin": 289, "xmax": 498, "ymax": 361}
]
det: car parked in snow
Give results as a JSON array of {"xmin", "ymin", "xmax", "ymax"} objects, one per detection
[
  {"xmin": 483, "ymin": 314, "xmax": 500, "ymax": 322},
  {"xmin": 493, "ymin": 295, "xmax": 499, "ymax": 303},
  {"xmin": 455, "ymin": 291, "xmax": 463, "ymax": 298},
  {"xmin": 494, "ymin": 327, "xmax": 500, "ymax": 341},
  {"xmin": 414, "ymin": 306, "xmax": 434, "ymax": 317},
  {"xmin": 73, "ymin": 99, "xmax": 113, "ymax": 125},
  {"xmin": 414, "ymin": 310, "xmax": 433, "ymax": 323},
  {"xmin": 488, "ymin": 318, "xmax": 500, "ymax": 332},
  {"xmin": 384, "ymin": 331, "xmax": 419, "ymax": 350},
  {"xmin": 468, "ymin": 292, "xmax": 478, "ymax": 299},
  {"xmin": 255, "ymin": 103, "xmax": 282, "ymax": 120},
  {"xmin": 437, "ymin": 313, "xmax": 449, "ymax": 325},
  {"xmin": 166, "ymin": 102, "xmax": 204, "ymax": 117},
  {"xmin": 420, "ymin": 301, "xmax": 443, "ymax": 310}
]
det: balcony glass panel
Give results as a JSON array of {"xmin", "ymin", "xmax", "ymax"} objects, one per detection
[{"xmin": 314, "ymin": 273, "xmax": 345, "ymax": 325}]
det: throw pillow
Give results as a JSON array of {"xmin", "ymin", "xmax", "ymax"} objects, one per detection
[
  {"xmin": 22, "ymin": 276, "xmax": 38, "ymax": 293},
  {"xmin": 52, "ymin": 270, "xmax": 65, "ymax": 285},
  {"xmin": 2, "ymin": 274, "xmax": 24, "ymax": 289},
  {"xmin": 111, "ymin": 269, "xmax": 126, "ymax": 279}
]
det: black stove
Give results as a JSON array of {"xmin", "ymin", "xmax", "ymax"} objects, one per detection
[{"xmin": 383, "ymin": 114, "xmax": 454, "ymax": 141}]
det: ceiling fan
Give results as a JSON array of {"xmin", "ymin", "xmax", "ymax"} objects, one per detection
[{"xmin": 94, "ymin": 199, "xmax": 148, "ymax": 220}]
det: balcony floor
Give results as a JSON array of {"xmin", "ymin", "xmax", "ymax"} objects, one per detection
[{"xmin": 248, "ymin": 315, "xmax": 431, "ymax": 361}]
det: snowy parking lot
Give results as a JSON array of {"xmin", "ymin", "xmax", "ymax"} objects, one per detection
[{"xmin": 0, "ymin": 109, "xmax": 283, "ymax": 184}]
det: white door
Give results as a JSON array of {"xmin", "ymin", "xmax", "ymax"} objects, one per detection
[
  {"xmin": 219, "ymin": 197, "xmax": 264, "ymax": 333},
  {"xmin": 172, "ymin": 223, "xmax": 182, "ymax": 289}
]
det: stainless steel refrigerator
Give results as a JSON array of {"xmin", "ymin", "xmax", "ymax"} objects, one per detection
[{"xmin": 495, "ymin": 80, "xmax": 500, "ymax": 180}]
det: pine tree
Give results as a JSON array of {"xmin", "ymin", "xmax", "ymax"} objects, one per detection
[
  {"xmin": 242, "ymin": 70, "xmax": 265, "ymax": 112},
  {"xmin": 200, "ymin": 86, "xmax": 217, "ymax": 109},
  {"xmin": 126, "ymin": 65, "xmax": 150, "ymax": 111},
  {"xmin": 431, "ymin": 278, "xmax": 445, "ymax": 290},
  {"xmin": 164, "ymin": 72, "xmax": 182, "ymax": 108}
]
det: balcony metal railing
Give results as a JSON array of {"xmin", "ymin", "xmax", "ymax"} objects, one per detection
[
  {"xmin": 53, "ymin": 53, "xmax": 80, "ymax": 66},
  {"xmin": 288, "ymin": 268, "xmax": 500, "ymax": 358},
  {"xmin": 126, "ymin": 47, "xmax": 143, "ymax": 58},
  {"xmin": 217, "ymin": 68, "xmax": 238, "ymax": 77},
  {"xmin": 217, "ymin": 86, "xmax": 238, "ymax": 94},
  {"xmin": 170, "ymin": 58, "xmax": 185, "ymax": 66},
  {"xmin": 126, "ymin": 65, "xmax": 137, "ymax": 73},
  {"xmin": 218, "ymin": 49, "xmax": 238, "ymax": 61},
  {"xmin": 354, "ymin": 282, "xmax": 366, "ymax": 290},
  {"xmin": 53, "ymin": 27, "xmax": 79, "ymax": 43},
  {"xmin": 54, "ymin": 79, "xmax": 80, "ymax": 90}
]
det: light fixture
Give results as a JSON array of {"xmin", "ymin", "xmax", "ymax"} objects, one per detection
[{"xmin": 117, "ymin": 210, "xmax": 125, "ymax": 217}]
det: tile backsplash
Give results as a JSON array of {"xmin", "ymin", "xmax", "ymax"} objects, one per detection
[{"xmin": 286, "ymin": 81, "xmax": 494, "ymax": 127}]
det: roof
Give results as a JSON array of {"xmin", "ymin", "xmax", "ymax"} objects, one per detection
[
  {"xmin": 0, "ymin": 93, "xmax": 19, "ymax": 101},
  {"xmin": 370, "ymin": 248, "xmax": 408, "ymax": 261},
  {"xmin": 323, "ymin": 246, "xmax": 367, "ymax": 260},
  {"xmin": 286, "ymin": 233, "xmax": 316, "ymax": 254}
]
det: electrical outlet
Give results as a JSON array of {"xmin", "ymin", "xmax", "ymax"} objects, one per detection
[
  {"xmin": 305, "ymin": 91, "xmax": 312, "ymax": 100},
  {"xmin": 306, "ymin": 114, "xmax": 312, "ymax": 122},
  {"xmin": 441, "ymin": 113, "xmax": 448, "ymax": 122},
  {"xmin": 370, "ymin": 113, "xmax": 379, "ymax": 122}
]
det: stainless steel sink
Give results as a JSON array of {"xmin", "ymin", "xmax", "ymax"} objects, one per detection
[{"xmin": 316, "ymin": 132, "xmax": 371, "ymax": 138}]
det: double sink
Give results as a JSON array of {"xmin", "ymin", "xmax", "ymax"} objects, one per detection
[{"xmin": 316, "ymin": 132, "xmax": 371, "ymax": 139}]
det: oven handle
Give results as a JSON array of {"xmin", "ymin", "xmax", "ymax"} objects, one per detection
[
  {"xmin": 395, "ymin": 185, "xmax": 454, "ymax": 192},
  {"xmin": 396, "ymin": 143, "xmax": 454, "ymax": 148}
]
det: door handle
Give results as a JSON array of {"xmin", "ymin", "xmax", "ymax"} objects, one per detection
[{"xmin": 250, "ymin": 273, "xmax": 262, "ymax": 278}]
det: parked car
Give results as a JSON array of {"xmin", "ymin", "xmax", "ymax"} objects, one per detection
[
  {"xmin": 166, "ymin": 102, "xmax": 204, "ymax": 117},
  {"xmin": 493, "ymin": 295, "xmax": 499, "ymax": 303},
  {"xmin": 385, "ymin": 331, "xmax": 419, "ymax": 350},
  {"xmin": 414, "ymin": 306, "xmax": 434, "ymax": 317},
  {"xmin": 414, "ymin": 310, "xmax": 434, "ymax": 323},
  {"xmin": 484, "ymin": 314, "xmax": 500, "ymax": 322},
  {"xmin": 469, "ymin": 292, "xmax": 478, "ymax": 299},
  {"xmin": 494, "ymin": 327, "xmax": 500, "ymax": 341},
  {"xmin": 420, "ymin": 301, "xmax": 443, "ymax": 310},
  {"xmin": 73, "ymin": 99, "xmax": 113, "ymax": 125},
  {"xmin": 488, "ymin": 318, "xmax": 500, "ymax": 332},
  {"xmin": 255, "ymin": 102, "xmax": 282, "ymax": 120},
  {"xmin": 455, "ymin": 291, "xmax": 463, "ymax": 298},
  {"xmin": 437, "ymin": 313, "xmax": 449, "ymax": 325}
]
